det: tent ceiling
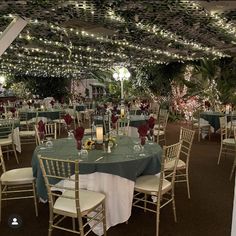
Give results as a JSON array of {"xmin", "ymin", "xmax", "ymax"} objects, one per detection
[{"xmin": 1, "ymin": 0, "xmax": 236, "ymax": 78}]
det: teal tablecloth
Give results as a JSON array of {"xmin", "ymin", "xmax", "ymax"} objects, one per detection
[
  {"xmin": 200, "ymin": 112, "xmax": 229, "ymax": 131},
  {"xmin": 94, "ymin": 115, "xmax": 148, "ymax": 128},
  {"xmin": 26, "ymin": 110, "xmax": 62, "ymax": 120},
  {"xmin": 32, "ymin": 136, "xmax": 162, "ymax": 200}
]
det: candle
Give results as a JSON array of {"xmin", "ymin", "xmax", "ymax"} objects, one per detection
[{"xmin": 96, "ymin": 126, "xmax": 103, "ymax": 143}]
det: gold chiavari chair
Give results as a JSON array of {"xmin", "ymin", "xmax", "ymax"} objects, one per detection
[
  {"xmin": 132, "ymin": 141, "xmax": 182, "ymax": 236},
  {"xmin": 38, "ymin": 156, "xmax": 107, "ymax": 236},
  {"xmin": 0, "ymin": 146, "xmax": 38, "ymax": 222}
]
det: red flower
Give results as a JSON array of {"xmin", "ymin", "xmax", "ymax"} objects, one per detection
[
  {"xmin": 64, "ymin": 114, "xmax": 73, "ymax": 125},
  {"xmin": 138, "ymin": 124, "xmax": 148, "ymax": 137},
  {"xmin": 74, "ymin": 127, "xmax": 85, "ymax": 140}
]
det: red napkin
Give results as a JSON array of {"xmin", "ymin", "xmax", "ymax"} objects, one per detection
[
  {"xmin": 74, "ymin": 127, "xmax": 85, "ymax": 140},
  {"xmin": 64, "ymin": 114, "xmax": 73, "ymax": 125},
  {"xmin": 38, "ymin": 120, "xmax": 45, "ymax": 133},
  {"xmin": 111, "ymin": 114, "xmax": 118, "ymax": 123},
  {"xmin": 138, "ymin": 124, "xmax": 148, "ymax": 137},
  {"xmin": 50, "ymin": 100, "xmax": 55, "ymax": 107},
  {"xmin": 148, "ymin": 117, "xmax": 155, "ymax": 129}
]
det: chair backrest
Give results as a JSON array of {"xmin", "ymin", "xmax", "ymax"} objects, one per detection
[
  {"xmin": 179, "ymin": 127, "xmax": 195, "ymax": 164},
  {"xmin": 157, "ymin": 110, "xmax": 169, "ymax": 131},
  {"xmin": 35, "ymin": 123, "xmax": 57, "ymax": 145},
  {"xmin": 37, "ymin": 156, "xmax": 81, "ymax": 219},
  {"xmin": 76, "ymin": 111, "xmax": 83, "ymax": 127},
  {"xmin": 45, "ymin": 123, "xmax": 57, "ymax": 140},
  {"xmin": 117, "ymin": 118, "xmax": 130, "ymax": 135},
  {"xmin": 0, "ymin": 121, "xmax": 13, "ymax": 139},
  {"xmin": 160, "ymin": 142, "xmax": 182, "ymax": 193},
  {"xmin": 0, "ymin": 145, "xmax": 6, "ymax": 173},
  {"xmin": 219, "ymin": 116, "xmax": 228, "ymax": 139}
]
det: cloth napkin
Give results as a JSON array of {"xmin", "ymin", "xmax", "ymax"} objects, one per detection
[
  {"xmin": 64, "ymin": 114, "xmax": 73, "ymax": 126},
  {"xmin": 38, "ymin": 120, "xmax": 45, "ymax": 133},
  {"xmin": 138, "ymin": 124, "xmax": 148, "ymax": 137},
  {"xmin": 10, "ymin": 107, "xmax": 16, "ymax": 114},
  {"xmin": 111, "ymin": 114, "xmax": 118, "ymax": 123},
  {"xmin": 50, "ymin": 100, "xmax": 55, "ymax": 107},
  {"xmin": 74, "ymin": 127, "xmax": 85, "ymax": 140},
  {"xmin": 147, "ymin": 117, "xmax": 155, "ymax": 129}
]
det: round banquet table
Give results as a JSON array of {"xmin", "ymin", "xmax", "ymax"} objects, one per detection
[
  {"xmin": 32, "ymin": 135, "xmax": 162, "ymax": 235},
  {"xmin": 200, "ymin": 112, "xmax": 231, "ymax": 131},
  {"xmin": 94, "ymin": 114, "xmax": 148, "ymax": 128}
]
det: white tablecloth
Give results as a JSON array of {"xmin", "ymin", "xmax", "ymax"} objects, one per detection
[{"xmin": 56, "ymin": 172, "xmax": 134, "ymax": 235}]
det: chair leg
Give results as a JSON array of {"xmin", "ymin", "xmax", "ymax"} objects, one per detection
[
  {"xmin": 230, "ymin": 155, "xmax": 236, "ymax": 181},
  {"xmin": 186, "ymin": 173, "xmax": 191, "ymax": 199},
  {"xmin": 48, "ymin": 212, "xmax": 53, "ymax": 236},
  {"xmin": 172, "ymin": 191, "xmax": 177, "ymax": 222},
  {"xmin": 32, "ymin": 181, "xmax": 38, "ymax": 217},
  {"xmin": 156, "ymin": 200, "xmax": 161, "ymax": 236},
  {"xmin": 0, "ymin": 183, "xmax": 2, "ymax": 222},
  {"xmin": 102, "ymin": 201, "xmax": 107, "ymax": 236},
  {"xmin": 217, "ymin": 143, "xmax": 223, "ymax": 165},
  {"xmin": 12, "ymin": 143, "xmax": 19, "ymax": 164},
  {"xmin": 198, "ymin": 128, "xmax": 201, "ymax": 142}
]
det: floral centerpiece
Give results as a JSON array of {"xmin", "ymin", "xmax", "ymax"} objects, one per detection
[
  {"xmin": 108, "ymin": 137, "xmax": 116, "ymax": 148},
  {"xmin": 84, "ymin": 139, "xmax": 95, "ymax": 150}
]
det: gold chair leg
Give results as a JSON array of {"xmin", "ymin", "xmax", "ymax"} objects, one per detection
[
  {"xmin": 217, "ymin": 143, "xmax": 223, "ymax": 165},
  {"xmin": 12, "ymin": 144, "xmax": 19, "ymax": 164},
  {"xmin": 0, "ymin": 183, "xmax": 2, "ymax": 222},
  {"xmin": 102, "ymin": 201, "xmax": 107, "ymax": 236},
  {"xmin": 32, "ymin": 181, "xmax": 38, "ymax": 217},
  {"xmin": 230, "ymin": 155, "xmax": 236, "ymax": 181},
  {"xmin": 186, "ymin": 174, "xmax": 191, "ymax": 199},
  {"xmin": 172, "ymin": 195, "xmax": 177, "ymax": 223}
]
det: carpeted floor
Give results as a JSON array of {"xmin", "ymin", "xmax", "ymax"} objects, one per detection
[{"xmin": 0, "ymin": 121, "xmax": 234, "ymax": 236}]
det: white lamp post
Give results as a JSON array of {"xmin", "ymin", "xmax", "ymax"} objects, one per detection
[{"xmin": 113, "ymin": 67, "xmax": 131, "ymax": 101}]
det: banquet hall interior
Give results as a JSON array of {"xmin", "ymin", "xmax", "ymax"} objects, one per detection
[{"xmin": 0, "ymin": 1, "xmax": 236, "ymax": 236}]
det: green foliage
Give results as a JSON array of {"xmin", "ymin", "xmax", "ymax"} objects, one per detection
[
  {"xmin": 9, "ymin": 82, "xmax": 30, "ymax": 99},
  {"xmin": 139, "ymin": 62, "xmax": 185, "ymax": 96},
  {"xmin": 6, "ymin": 75, "xmax": 70, "ymax": 100}
]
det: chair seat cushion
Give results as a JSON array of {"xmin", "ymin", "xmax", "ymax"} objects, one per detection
[
  {"xmin": 19, "ymin": 130, "xmax": 35, "ymax": 137},
  {"xmin": 134, "ymin": 175, "xmax": 171, "ymax": 194},
  {"xmin": 1, "ymin": 167, "xmax": 34, "ymax": 185},
  {"xmin": 0, "ymin": 137, "xmax": 12, "ymax": 145},
  {"xmin": 53, "ymin": 189, "xmax": 105, "ymax": 218},
  {"xmin": 193, "ymin": 123, "xmax": 210, "ymax": 128},
  {"xmin": 20, "ymin": 121, "xmax": 28, "ymax": 125},
  {"xmin": 53, "ymin": 119, "xmax": 66, "ymax": 124},
  {"xmin": 223, "ymin": 138, "xmax": 235, "ymax": 145},
  {"xmin": 164, "ymin": 159, "xmax": 186, "ymax": 170},
  {"xmin": 153, "ymin": 130, "xmax": 165, "ymax": 136}
]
